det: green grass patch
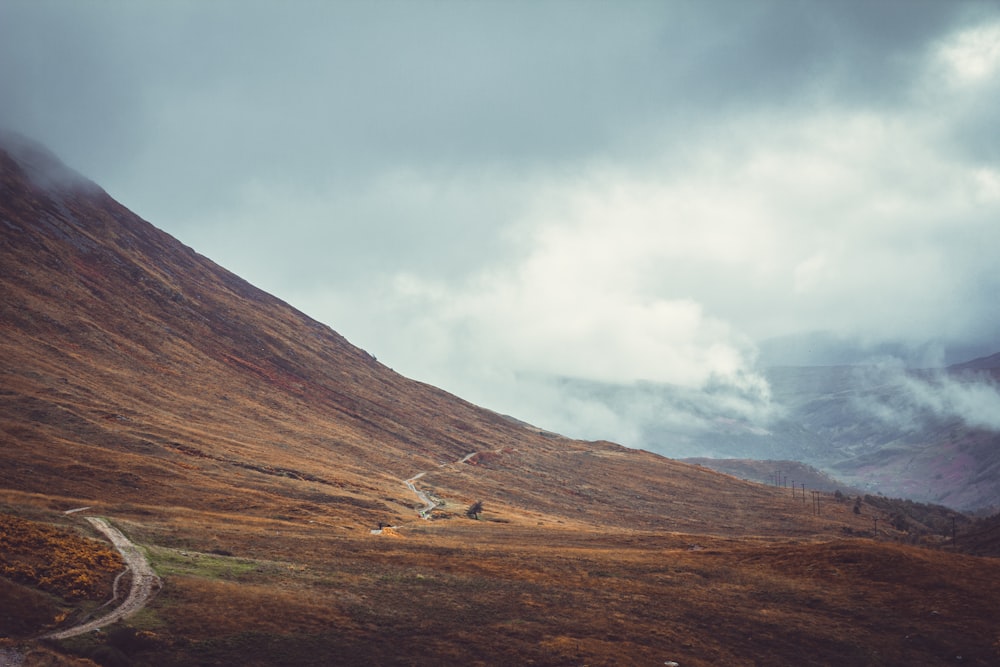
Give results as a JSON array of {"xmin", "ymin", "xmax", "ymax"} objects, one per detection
[
  {"xmin": 126, "ymin": 605, "xmax": 167, "ymax": 631},
  {"xmin": 145, "ymin": 546, "xmax": 261, "ymax": 580}
]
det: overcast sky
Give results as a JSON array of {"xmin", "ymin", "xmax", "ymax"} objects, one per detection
[{"xmin": 3, "ymin": 1, "xmax": 1000, "ymax": 448}]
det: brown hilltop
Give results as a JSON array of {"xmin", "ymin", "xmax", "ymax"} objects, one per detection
[{"xmin": 2, "ymin": 133, "xmax": 1000, "ymax": 666}]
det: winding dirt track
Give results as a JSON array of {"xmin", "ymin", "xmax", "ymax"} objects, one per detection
[
  {"xmin": 45, "ymin": 517, "xmax": 161, "ymax": 640},
  {"xmin": 404, "ymin": 472, "xmax": 438, "ymax": 518},
  {"xmin": 403, "ymin": 452, "xmax": 479, "ymax": 519}
]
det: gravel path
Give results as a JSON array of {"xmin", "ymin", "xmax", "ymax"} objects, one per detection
[
  {"xmin": 45, "ymin": 517, "xmax": 161, "ymax": 640},
  {"xmin": 403, "ymin": 452, "xmax": 478, "ymax": 519},
  {"xmin": 404, "ymin": 473, "xmax": 438, "ymax": 518}
]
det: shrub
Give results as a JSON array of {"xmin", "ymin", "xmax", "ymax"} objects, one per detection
[{"xmin": 466, "ymin": 501, "xmax": 484, "ymax": 520}]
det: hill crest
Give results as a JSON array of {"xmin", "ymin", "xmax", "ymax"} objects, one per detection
[{"xmin": 1, "ymin": 133, "xmax": 782, "ymax": 530}]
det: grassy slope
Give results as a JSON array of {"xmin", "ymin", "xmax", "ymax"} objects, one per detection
[{"xmin": 5, "ymin": 494, "xmax": 999, "ymax": 667}]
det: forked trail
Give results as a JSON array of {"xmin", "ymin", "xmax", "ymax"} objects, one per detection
[
  {"xmin": 45, "ymin": 517, "xmax": 161, "ymax": 640},
  {"xmin": 403, "ymin": 451, "xmax": 478, "ymax": 519}
]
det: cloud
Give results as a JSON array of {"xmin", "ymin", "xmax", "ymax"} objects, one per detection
[
  {"xmin": 294, "ymin": 88, "xmax": 1000, "ymax": 444},
  {"xmin": 367, "ymin": 103, "xmax": 999, "ymax": 346},
  {"xmin": 855, "ymin": 360, "xmax": 1000, "ymax": 432},
  {"xmin": 935, "ymin": 20, "xmax": 1000, "ymax": 85}
]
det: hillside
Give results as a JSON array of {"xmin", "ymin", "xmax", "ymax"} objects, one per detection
[
  {"xmin": 0, "ymin": 130, "xmax": 854, "ymax": 534},
  {"xmin": 2, "ymin": 132, "xmax": 1000, "ymax": 665},
  {"xmin": 0, "ymin": 129, "xmax": 552, "ymax": 526}
]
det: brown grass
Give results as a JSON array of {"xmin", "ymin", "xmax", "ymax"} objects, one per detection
[
  {"xmin": 5, "ymin": 498, "xmax": 992, "ymax": 666},
  {"xmin": 0, "ymin": 514, "xmax": 122, "ymax": 601}
]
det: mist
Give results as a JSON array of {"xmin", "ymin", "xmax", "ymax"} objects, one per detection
[{"xmin": 855, "ymin": 361, "xmax": 1000, "ymax": 432}]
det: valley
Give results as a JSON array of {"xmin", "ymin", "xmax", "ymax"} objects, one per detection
[{"xmin": 2, "ymin": 134, "xmax": 999, "ymax": 665}]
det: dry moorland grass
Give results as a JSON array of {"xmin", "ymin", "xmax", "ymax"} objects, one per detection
[
  {"xmin": 0, "ymin": 512, "xmax": 123, "ymax": 640},
  {"xmin": 4, "ymin": 493, "xmax": 997, "ymax": 667},
  {"xmin": 0, "ymin": 513, "xmax": 122, "ymax": 601}
]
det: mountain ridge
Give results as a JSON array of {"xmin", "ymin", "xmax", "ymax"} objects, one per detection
[
  {"xmin": 0, "ymin": 130, "xmax": 526, "ymax": 518},
  {"xmin": 2, "ymin": 131, "xmax": 815, "ymax": 533}
]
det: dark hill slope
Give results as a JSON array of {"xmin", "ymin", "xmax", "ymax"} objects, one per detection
[{"xmin": 0, "ymin": 132, "xmax": 546, "ymax": 524}]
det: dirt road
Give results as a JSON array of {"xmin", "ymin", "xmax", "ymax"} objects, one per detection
[
  {"xmin": 403, "ymin": 452, "xmax": 478, "ymax": 519},
  {"xmin": 45, "ymin": 517, "xmax": 161, "ymax": 640},
  {"xmin": 404, "ymin": 472, "xmax": 438, "ymax": 518}
]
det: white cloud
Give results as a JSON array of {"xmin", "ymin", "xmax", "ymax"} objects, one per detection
[
  {"xmin": 972, "ymin": 167, "xmax": 1000, "ymax": 202},
  {"xmin": 296, "ymin": 94, "xmax": 998, "ymax": 444},
  {"xmin": 857, "ymin": 360, "xmax": 1000, "ymax": 432},
  {"xmin": 793, "ymin": 253, "xmax": 828, "ymax": 295},
  {"xmin": 936, "ymin": 21, "xmax": 1000, "ymax": 84}
]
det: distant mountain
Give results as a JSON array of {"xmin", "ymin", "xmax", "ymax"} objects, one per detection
[
  {"xmin": 550, "ymin": 357, "xmax": 1000, "ymax": 511},
  {"xmin": 948, "ymin": 351, "xmax": 1000, "ymax": 373},
  {"xmin": 687, "ymin": 363, "xmax": 1000, "ymax": 511},
  {"xmin": 521, "ymin": 352, "xmax": 1000, "ymax": 511}
]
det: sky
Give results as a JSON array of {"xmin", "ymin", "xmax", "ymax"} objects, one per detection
[{"xmin": 3, "ymin": 1, "xmax": 1000, "ymax": 451}]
